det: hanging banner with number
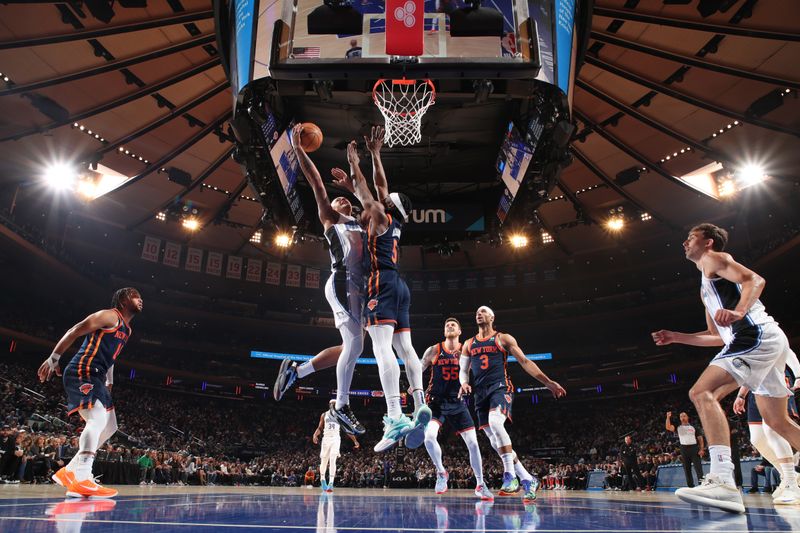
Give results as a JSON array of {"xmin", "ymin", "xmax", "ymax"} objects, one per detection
[
  {"xmin": 304, "ymin": 268, "xmax": 319, "ymax": 289},
  {"xmin": 286, "ymin": 264, "xmax": 301, "ymax": 287},
  {"xmin": 226, "ymin": 255, "xmax": 243, "ymax": 279},
  {"xmin": 206, "ymin": 251, "xmax": 223, "ymax": 276},
  {"xmin": 265, "ymin": 262, "xmax": 281, "ymax": 285},
  {"xmin": 185, "ymin": 247, "xmax": 203, "ymax": 272},
  {"xmin": 163, "ymin": 242, "xmax": 181, "ymax": 268},
  {"xmin": 246, "ymin": 258, "xmax": 262, "ymax": 282},
  {"xmin": 141, "ymin": 236, "xmax": 161, "ymax": 262}
]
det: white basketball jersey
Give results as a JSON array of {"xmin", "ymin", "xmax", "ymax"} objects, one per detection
[
  {"xmin": 323, "ymin": 411, "xmax": 341, "ymax": 440},
  {"xmin": 700, "ymin": 274, "xmax": 774, "ymax": 345},
  {"xmin": 325, "ymin": 214, "xmax": 365, "ymax": 281}
]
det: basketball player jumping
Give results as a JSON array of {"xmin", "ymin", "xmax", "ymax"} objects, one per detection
[
  {"xmin": 732, "ymin": 348, "xmax": 800, "ymax": 504},
  {"xmin": 37, "ymin": 287, "xmax": 142, "ymax": 498},
  {"xmin": 460, "ymin": 306, "xmax": 566, "ymax": 501},
  {"xmin": 652, "ymin": 223, "xmax": 800, "ymax": 513},
  {"xmin": 421, "ymin": 317, "xmax": 493, "ymax": 500},
  {"xmin": 280, "ymin": 123, "xmax": 367, "ymax": 435},
  {"xmin": 337, "ymin": 137, "xmax": 431, "ymax": 452},
  {"xmin": 313, "ymin": 400, "xmax": 360, "ymax": 493}
]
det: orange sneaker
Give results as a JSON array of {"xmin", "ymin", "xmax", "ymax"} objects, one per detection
[
  {"xmin": 51, "ymin": 467, "xmax": 77, "ymax": 488},
  {"xmin": 66, "ymin": 478, "xmax": 118, "ymax": 499}
]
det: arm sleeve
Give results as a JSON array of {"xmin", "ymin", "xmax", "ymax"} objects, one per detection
[
  {"xmin": 459, "ymin": 355, "xmax": 471, "ymax": 385},
  {"xmin": 105, "ymin": 365, "xmax": 114, "ymax": 386}
]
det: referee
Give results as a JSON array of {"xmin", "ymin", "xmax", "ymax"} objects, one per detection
[{"xmin": 665, "ymin": 411, "xmax": 705, "ymax": 487}]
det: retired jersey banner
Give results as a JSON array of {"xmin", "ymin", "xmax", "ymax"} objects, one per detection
[
  {"xmin": 185, "ymin": 247, "xmax": 203, "ymax": 272},
  {"xmin": 304, "ymin": 268, "xmax": 320, "ymax": 289},
  {"xmin": 206, "ymin": 251, "xmax": 223, "ymax": 276},
  {"xmin": 141, "ymin": 236, "xmax": 161, "ymax": 262},
  {"xmin": 265, "ymin": 262, "xmax": 281, "ymax": 285},
  {"xmin": 286, "ymin": 264, "xmax": 301, "ymax": 287},
  {"xmin": 246, "ymin": 258, "xmax": 262, "ymax": 282},
  {"xmin": 226, "ymin": 255, "xmax": 243, "ymax": 279},
  {"xmin": 163, "ymin": 241, "xmax": 181, "ymax": 268}
]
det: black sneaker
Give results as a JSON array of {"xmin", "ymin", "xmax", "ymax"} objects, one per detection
[{"xmin": 331, "ymin": 404, "xmax": 366, "ymax": 435}]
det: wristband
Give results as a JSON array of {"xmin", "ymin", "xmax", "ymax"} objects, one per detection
[
  {"xmin": 46, "ymin": 353, "xmax": 61, "ymax": 370},
  {"xmin": 737, "ymin": 395, "xmax": 746, "ymax": 400}
]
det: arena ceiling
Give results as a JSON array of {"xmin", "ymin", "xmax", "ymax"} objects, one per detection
[{"xmin": 0, "ymin": 0, "xmax": 798, "ymax": 270}]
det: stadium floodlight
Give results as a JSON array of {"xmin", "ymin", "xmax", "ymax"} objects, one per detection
[
  {"xmin": 43, "ymin": 163, "xmax": 77, "ymax": 191},
  {"xmin": 274, "ymin": 233, "xmax": 292, "ymax": 248},
  {"xmin": 606, "ymin": 216, "xmax": 624, "ymax": 232},
  {"xmin": 182, "ymin": 218, "xmax": 200, "ymax": 231},
  {"xmin": 509, "ymin": 234, "xmax": 528, "ymax": 248},
  {"xmin": 737, "ymin": 164, "xmax": 766, "ymax": 186}
]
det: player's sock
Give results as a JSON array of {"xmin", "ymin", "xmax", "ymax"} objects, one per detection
[
  {"xmin": 369, "ymin": 325, "xmax": 402, "ymax": 419},
  {"xmin": 386, "ymin": 396, "xmax": 402, "ymax": 419},
  {"xmin": 297, "ymin": 361, "xmax": 315, "ymax": 379},
  {"xmin": 424, "ymin": 424, "xmax": 445, "ymax": 473},
  {"xmin": 500, "ymin": 453, "xmax": 515, "ymax": 475},
  {"xmin": 779, "ymin": 462, "xmax": 797, "ymax": 484},
  {"xmin": 412, "ymin": 389, "xmax": 426, "ymax": 410},
  {"xmin": 73, "ymin": 452, "xmax": 96, "ymax": 481},
  {"xmin": 708, "ymin": 445, "xmax": 735, "ymax": 486},
  {"xmin": 513, "ymin": 453, "xmax": 533, "ymax": 482}
]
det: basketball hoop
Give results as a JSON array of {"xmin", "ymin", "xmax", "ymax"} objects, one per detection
[{"xmin": 372, "ymin": 79, "xmax": 436, "ymax": 147}]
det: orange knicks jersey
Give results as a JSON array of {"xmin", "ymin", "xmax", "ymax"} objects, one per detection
[
  {"xmin": 465, "ymin": 332, "xmax": 513, "ymax": 395},
  {"xmin": 66, "ymin": 309, "xmax": 132, "ymax": 378}
]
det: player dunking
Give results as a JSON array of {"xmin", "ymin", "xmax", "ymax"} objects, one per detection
[
  {"xmin": 337, "ymin": 136, "xmax": 431, "ymax": 452},
  {"xmin": 313, "ymin": 400, "xmax": 360, "ymax": 492},
  {"xmin": 278, "ymin": 123, "xmax": 368, "ymax": 434},
  {"xmin": 460, "ymin": 306, "xmax": 566, "ymax": 500},
  {"xmin": 652, "ymin": 223, "xmax": 800, "ymax": 513},
  {"xmin": 37, "ymin": 287, "xmax": 142, "ymax": 498},
  {"xmin": 421, "ymin": 317, "xmax": 493, "ymax": 500}
]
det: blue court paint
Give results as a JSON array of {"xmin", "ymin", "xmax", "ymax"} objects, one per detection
[{"xmin": 0, "ymin": 489, "xmax": 795, "ymax": 532}]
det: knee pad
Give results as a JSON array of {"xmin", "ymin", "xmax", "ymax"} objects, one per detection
[
  {"xmin": 488, "ymin": 410, "xmax": 511, "ymax": 447},
  {"xmin": 764, "ymin": 423, "xmax": 794, "ymax": 460},
  {"xmin": 424, "ymin": 421, "xmax": 440, "ymax": 443}
]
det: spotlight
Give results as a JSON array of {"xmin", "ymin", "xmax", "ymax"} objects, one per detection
[
  {"xmin": 274, "ymin": 233, "xmax": 292, "ymax": 248},
  {"xmin": 640, "ymin": 212, "xmax": 652, "ymax": 222},
  {"xmin": 156, "ymin": 212, "xmax": 167, "ymax": 221},
  {"xmin": 737, "ymin": 164, "xmax": 766, "ymax": 186},
  {"xmin": 606, "ymin": 217, "xmax": 624, "ymax": 232},
  {"xmin": 509, "ymin": 234, "xmax": 529, "ymax": 248},
  {"xmin": 250, "ymin": 230, "xmax": 262, "ymax": 244},
  {"xmin": 182, "ymin": 218, "xmax": 200, "ymax": 231},
  {"xmin": 76, "ymin": 179, "xmax": 98, "ymax": 200},
  {"xmin": 43, "ymin": 163, "xmax": 77, "ymax": 190},
  {"xmin": 541, "ymin": 231, "xmax": 553, "ymax": 244},
  {"xmin": 718, "ymin": 180, "xmax": 736, "ymax": 197}
]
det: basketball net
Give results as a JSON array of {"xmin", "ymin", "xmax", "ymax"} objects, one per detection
[{"xmin": 373, "ymin": 79, "xmax": 436, "ymax": 147}]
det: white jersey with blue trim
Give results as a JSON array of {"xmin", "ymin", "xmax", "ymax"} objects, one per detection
[
  {"xmin": 322, "ymin": 410, "xmax": 341, "ymax": 441},
  {"xmin": 324, "ymin": 214, "xmax": 366, "ymax": 282},
  {"xmin": 700, "ymin": 274, "xmax": 775, "ymax": 345}
]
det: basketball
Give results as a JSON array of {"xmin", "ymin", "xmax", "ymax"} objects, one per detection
[{"xmin": 300, "ymin": 122, "xmax": 323, "ymax": 152}]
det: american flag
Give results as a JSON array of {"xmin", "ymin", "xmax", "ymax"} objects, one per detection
[{"xmin": 292, "ymin": 46, "xmax": 321, "ymax": 59}]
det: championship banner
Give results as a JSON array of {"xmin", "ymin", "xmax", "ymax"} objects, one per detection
[
  {"xmin": 304, "ymin": 268, "xmax": 320, "ymax": 289},
  {"xmin": 163, "ymin": 241, "xmax": 181, "ymax": 268},
  {"xmin": 185, "ymin": 247, "xmax": 203, "ymax": 272},
  {"xmin": 226, "ymin": 255, "xmax": 243, "ymax": 279},
  {"xmin": 286, "ymin": 264, "xmax": 301, "ymax": 287},
  {"xmin": 245, "ymin": 258, "xmax": 262, "ymax": 282},
  {"xmin": 206, "ymin": 251, "xmax": 223, "ymax": 276},
  {"xmin": 141, "ymin": 236, "xmax": 161, "ymax": 262},
  {"xmin": 265, "ymin": 262, "xmax": 281, "ymax": 285}
]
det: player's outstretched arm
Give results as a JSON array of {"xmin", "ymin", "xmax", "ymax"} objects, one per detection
[
  {"xmin": 38, "ymin": 309, "xmax": 118, "ymax": 383},
  {"xmin": 651, "ymin": 309, "xmax": 724, "ymax": 348},
  {"xmin": 500, "ymin": 333, "xmax": 566, "ymax": 398},
  {"xmin": 707, "ymin": 252, "xmax": 765, "ymax": 327},
  {"xmin": 291, "ymin": 124, "xmax": 338, "ymax": 227},
  {"xmin": 458, "ymin": 341, "xmax": 472, "ymax": 397},
  {"xmin": 347, "ymin": 141, "xmax": 388, "ymax": 228},
  {"xmin": 365, "ymin": 125, "xmax": 389, "ymax": 201},
  {"xmin": 665, "ymin": 412, "xmax": 675, "ymax": 432}
]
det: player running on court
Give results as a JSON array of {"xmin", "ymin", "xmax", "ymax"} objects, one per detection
[
  {"xmin": 460, "ymin": 305, "xmax": 566, "ymax": 501},
  {"xmin": 652, "ymin": 223, "xmax": 800, "ymax": 513},
  {"xmin": 37, "ymin": 287, "xmax": 142, "ymax": 499},
  {"xmin": 421, "ymin": 317, "xmax": 493, "ymax": 500},
  {"xmin": 313, "ymin": 400, "xmax": 360, "ymax": 493}
]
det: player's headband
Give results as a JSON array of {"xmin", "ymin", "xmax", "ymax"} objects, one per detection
[
  {"xmin": 477, "ymin": 306, "xmax": 495, "ymax": 318},
  {"xmin": 389, "ymin": 192, "xmax": 408, "ymax": 222}
]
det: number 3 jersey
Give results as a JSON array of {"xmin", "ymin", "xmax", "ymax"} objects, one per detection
[{"xmin": 465, "ymin": 333, "xmax": 513, "ymax": 400}]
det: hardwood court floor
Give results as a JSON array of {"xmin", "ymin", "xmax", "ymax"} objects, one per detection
[{"xmin": 0, "ymin": 485, "xmax": 797, "ymax": 532}]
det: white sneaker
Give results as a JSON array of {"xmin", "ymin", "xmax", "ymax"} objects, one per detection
[
  {"xmin": 675, "ymin": 473, "xmax": 745, "ymax": 514},
  {"xmin": 774, "ymin": 479, "xmax": 800, "ymax": 505}
]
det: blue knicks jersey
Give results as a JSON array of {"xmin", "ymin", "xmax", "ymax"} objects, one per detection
[
  {"xmin": 466, "ymin": 333, "xmax": 512, "ymax": 393},
  {"xmin": 426, "ymin": 343, "xmax": 462, "ymax": 400},
  {"xmin": 367, "ymin": 214, "xmax": 401, "ymax": 272},
  {"xmin": 68, "ymin": 309, "xmax": 131, "ymax": 379}
]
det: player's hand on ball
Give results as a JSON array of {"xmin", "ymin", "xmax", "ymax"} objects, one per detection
[
  {"xmin": 733, "ymin": 396, "xmax": 745, "ymax": 415},
  {"xmin": 651, "ymin": 330, "xmax": 675, "ymax": 345},
  {"xmin": 714, "ymin": 308, "xmax": 743, "ymax": 327},
  {"xmin": 547, "ymin": 381, "xmax": 566, "ymax": 398},
  {"xmin": 458, "ymin": 383, "xmax": 471, "ymax": 398}
]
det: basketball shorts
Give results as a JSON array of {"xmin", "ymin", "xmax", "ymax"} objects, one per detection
[
  {"xmin": 364, "ymin": 269, "xmax": 410, "ymax": 331},
  {"xmin": 325, "ymin": 272, "xmax": 365, "ymax": 329},
  {"xmin": 710, "ymin": 322, "xmax": 792, "ymax": 398},
  {"xmin": 746, "ymin": 390, "xmax": 799, "ymax": 423},
  {"xmin": 429, "ymin": 398, "xmax": 475, "ymax": 434},
  {"xmin": 63, "ymin": 363, "xmax": 113, "ymax": 415},
  {"xmin": 474, "ymin": 385, "xmax": 513, "ymax": 429},
  {"xmin": 320, "ymin": 438, "xmax": 341, "ymax": 462}
]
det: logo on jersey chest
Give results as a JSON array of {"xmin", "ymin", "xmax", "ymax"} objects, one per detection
[
  {"xmin": 79, "ymin": 383, "xmax": 94, "ymax": 395},
  {"xmin": 367, "ymin": 299, "xmax": 378, "ymax": 311},
  {"xmin": 470, "ymin": 345, "xmax": 498, "ymax": 357}
]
